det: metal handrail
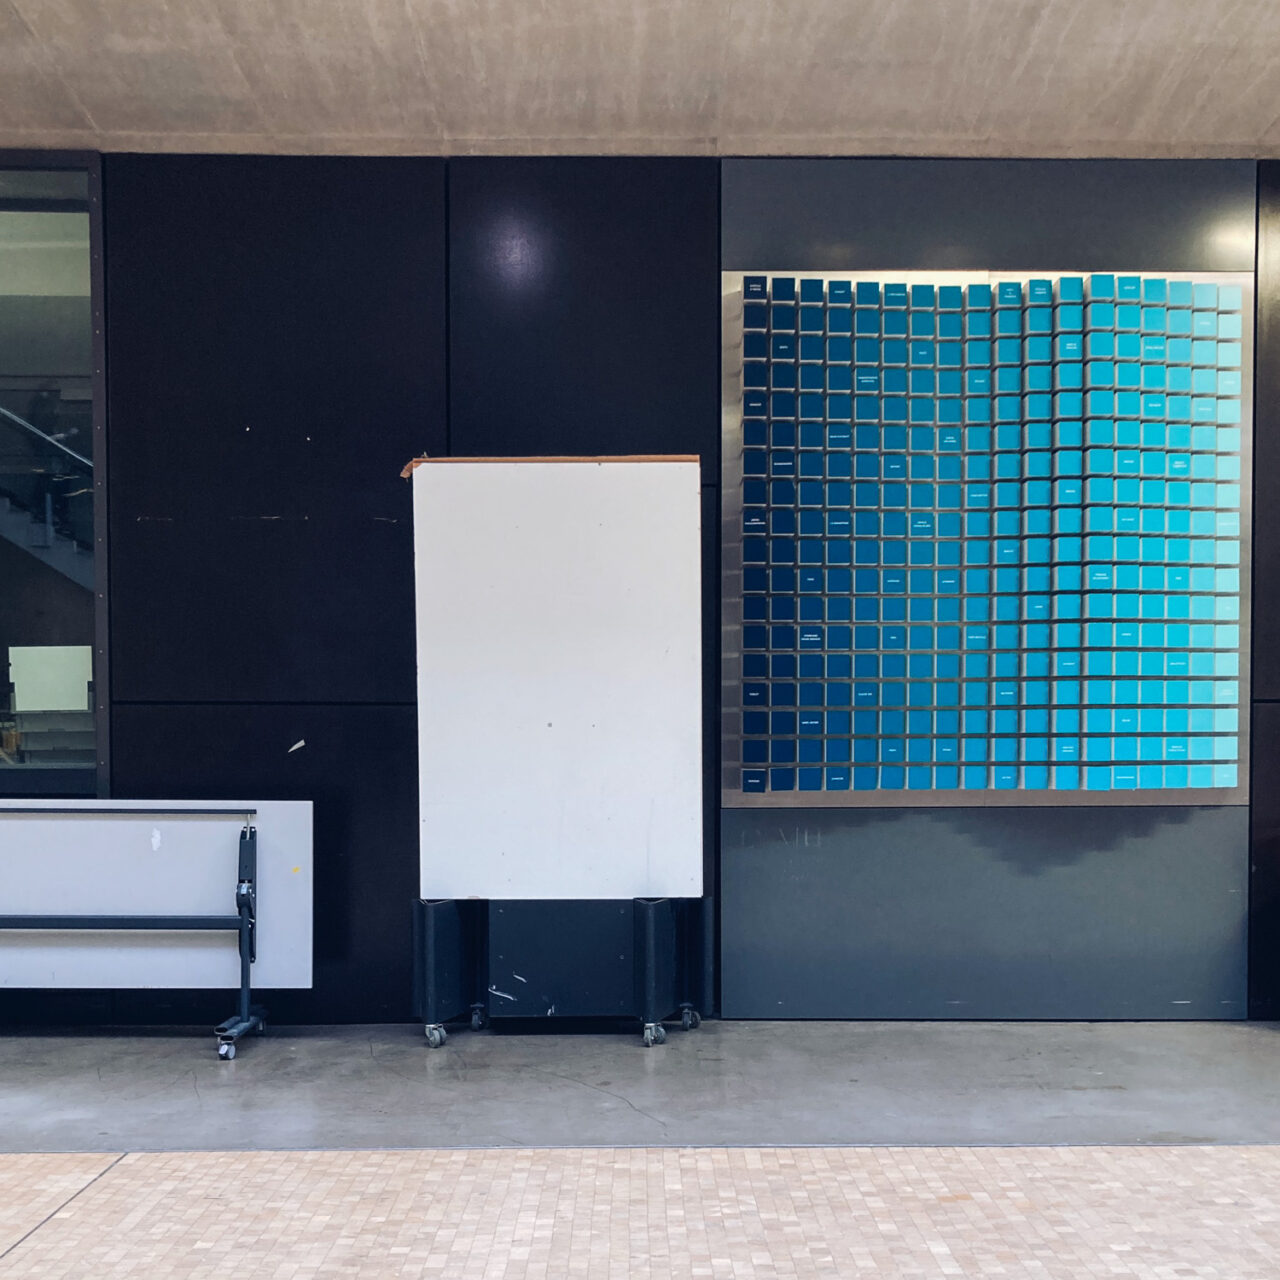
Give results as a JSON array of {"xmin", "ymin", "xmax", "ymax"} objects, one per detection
[{"xmin": 0, "ymin": 404, "xmax": 91, "ymax": 470}]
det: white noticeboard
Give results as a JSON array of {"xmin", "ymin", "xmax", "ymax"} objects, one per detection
[
  {"xmin": 412, "ymin": 457, "xmax": 704, "ymax": 901},
  {"xmin": 0, "ymin": 799, "xmax": 313, "ymax": 989}
]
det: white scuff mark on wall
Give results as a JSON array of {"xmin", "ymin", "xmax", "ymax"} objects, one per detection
[
  {"xmin": 150, "ymin": 828, "xmax": 161, "ymax": 852},
  {"xmin": 489, "ymin": 985, "xmax": 517, "ymax": 1002},
  {"xmin": 512, "ymin": 973, "xmax": 527, "ymax": 983},
  {"xmin": 288, "ymin": 740, "xmax": 306, "ymax": 753}
]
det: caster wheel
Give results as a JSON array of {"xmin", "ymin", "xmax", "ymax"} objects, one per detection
[
  {"xmin": 681, "ymin": 1008, "xmax": 701, "ymax": 1031},
  {"xmin": 643, "ymin": 1024, "xmax": 667, "ymax": 1047},
  {"xmin": 218, "ymin": 1042, "xmax": 236, "ymax": 1061},
  {"xmin": 425, "ymin": 1026, "xmax": 447, "ymax": 1049},
  {"xmin": 470, "ymin": 1009, "xmax": 488, "ymax": 1032}
]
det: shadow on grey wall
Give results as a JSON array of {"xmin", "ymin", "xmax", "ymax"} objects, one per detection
[
  {"xmin": 933, "ymin": 806, "xmax": 1198, "ymax": 875},
  {"xmin": 726, "ymin": 804, "xmax": 1211, "ymax": 875}
]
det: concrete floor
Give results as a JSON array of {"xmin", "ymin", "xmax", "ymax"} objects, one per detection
[{"xmin": 2, "ymin": 1020, "xmax": 1279, "ymax": 1153}]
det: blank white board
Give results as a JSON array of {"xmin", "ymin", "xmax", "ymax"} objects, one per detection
[
  {"xmin": 0, "ymin": 799, "xmax": 313, "ymax": 988},
  {"xmin": 413, "ymin": 457, "xmax": 703, "ymax": 900}
]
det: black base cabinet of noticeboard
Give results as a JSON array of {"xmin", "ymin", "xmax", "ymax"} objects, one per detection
[{"xmin": 412, "ymin": 897, "xmax": 701, "ymax": 1047}]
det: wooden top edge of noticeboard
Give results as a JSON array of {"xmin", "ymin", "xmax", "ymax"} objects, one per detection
[{"xmin": 401, "ymin": 455, "xmax": 699, "ymax": 478}]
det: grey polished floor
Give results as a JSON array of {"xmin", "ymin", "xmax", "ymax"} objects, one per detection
[{"xmin": 2, "ymin": 1020, "xmax": 1279, "ymax": 1152}]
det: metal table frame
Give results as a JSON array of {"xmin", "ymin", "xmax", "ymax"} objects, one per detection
[{"xmin": 0, "ymin": 806, "xmax": 264, "ymax": 1059}]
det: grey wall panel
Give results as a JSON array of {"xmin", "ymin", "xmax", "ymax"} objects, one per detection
[
  {"xmin": 722, "ymin": 159, "xmax": 1257, "ymax": 272},
  {"xmin": 722, "ymin": 805, "xmax": 1247, "ymax": 1020},
  {"xmin": 720, "ymin": 156, "xmax": 1257, "ymax": 1022}
]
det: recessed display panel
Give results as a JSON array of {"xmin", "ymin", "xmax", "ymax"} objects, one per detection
[{"xmin": 721, "ymin": 272, "xmax": 1252, "ymax": 806}]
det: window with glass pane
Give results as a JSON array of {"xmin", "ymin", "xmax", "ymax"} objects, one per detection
[{"xmin": 0, "ymin": 167, "xmax": 95, "ymax": 783}]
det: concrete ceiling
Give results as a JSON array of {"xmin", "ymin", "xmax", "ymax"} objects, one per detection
[{"xmin": 0, "ymin": 0, "xmax": 1278, "ymax": 157}]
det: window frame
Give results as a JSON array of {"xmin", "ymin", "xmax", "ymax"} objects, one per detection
[{"xmin": 0, "ymin": 150, "xmax": 106, "ymax": 798}]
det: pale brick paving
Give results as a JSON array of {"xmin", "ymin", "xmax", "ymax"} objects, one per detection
[
  {"xmin": 2, "ymin": 1146, "xmax": 1279, "ymax": 1278},
  {"xmin": 0, "ymin": 1153, "xmax": 119, "ymax": 1255}
]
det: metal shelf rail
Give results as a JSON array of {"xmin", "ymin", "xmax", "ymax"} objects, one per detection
[{"xmin": 0, "ymin": 806, "xmax": 264, "ymax": 1059}]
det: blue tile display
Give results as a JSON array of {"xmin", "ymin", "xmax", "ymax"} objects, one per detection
[{"xmin": 732, "ymin": 273, "xmax": 1248, "ymax": 797}]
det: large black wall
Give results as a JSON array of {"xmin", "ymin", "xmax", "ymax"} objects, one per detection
[
  {"xmin": 6, "ymin": 154, "xmax": 1276, "ymax": 1024},
  {"xmin": 79, "ymin": 154, "xmax": 721, "ymax": 1024}
]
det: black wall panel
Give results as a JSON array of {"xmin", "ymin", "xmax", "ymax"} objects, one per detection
[
  {"xmin": 723, "ymin": 806, "xmax": 1248, "ymax": 1019},
  {"xmin": 104, "ymin": 154, "xmax": 446, "ymax": 705},
  {"xmin": 723, "ymin": 159, "xmax": 1258, "ymax": 272},
  {"xmin": 110, "ymin": 703, "xmax": 419, "ymax": 1022},
  {"xmin": 1254, "ymin": 163, "xmax": 1280, "ymax": 700},
  {"xmin": 700, "ymin": 485, "xmax": 720, "ymax": 1015},
  {"xmin": 448, "ymin": 157, "xmax": 722, "ymax": 1012},
  {"xmin": 1250, "ymin": 161, "xmax": 1279, "ymax": 1016},
  {"xmin": 448, "ymin": 157, "xmax": 721, "ymax": 479}
]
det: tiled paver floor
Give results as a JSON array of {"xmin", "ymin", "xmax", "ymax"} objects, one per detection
[
  {"xmin": 3, "ymin": 1146, "xmax": 1279, "ymax": 1278},
  {"xmin": 0, "ymin": 1153, "xmax": 119, "ymax": 1254}
]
